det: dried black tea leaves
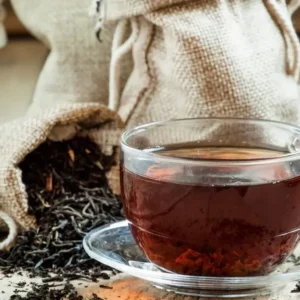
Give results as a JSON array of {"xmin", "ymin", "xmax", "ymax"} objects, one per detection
[
  {"xmin": 99, "ymin": 285, "xmax": 112, "ymax": 289},
  {"xmin": 91, "ymin": 293, "xmax": 104, "ymax": 300},
  {"xmin": 0, "ymin": 137, "xmax": 123, "ymax": 285},
  {"xmin": 10, "ymin": 282, "xmax": 83, "ymax": 300},
  {"xmin": 292, "ymin": 282, "xmax": 300, "ymax": 293}
]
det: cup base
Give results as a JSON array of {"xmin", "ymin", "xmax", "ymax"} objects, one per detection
[
  {"xmin": 83, "ymin": 220, "xmax": 300, "ymax": 298},
  {"xmin": 153, "ymin": 284, "xmax": 281, "ymax": 298}
]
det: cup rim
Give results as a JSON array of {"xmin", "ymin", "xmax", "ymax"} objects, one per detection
[{"xmin": 120, "ymin": 117, "xmax": 300, "ymax": 167}]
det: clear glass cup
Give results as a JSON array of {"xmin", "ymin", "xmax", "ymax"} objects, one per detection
[{"xmin": 120, "ymin": 118, "xmax": 300, "ymax": 277}]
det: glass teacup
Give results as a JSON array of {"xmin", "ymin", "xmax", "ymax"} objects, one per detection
[{"xmin": 120, "ymin": 118, "xmax": 300, "ymax": 277}]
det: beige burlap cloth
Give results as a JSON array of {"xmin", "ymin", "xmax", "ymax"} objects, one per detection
[
  {"xmin": 0, "ymin": 0, "xmax": 300, "ymax": 250},
  {"xmin": 0, "ymin": 0, "xmax": 128, "ymax": 250},
  {"xmin": 103, "ymin": 0, "xmax": 300, "ymax": 127}
]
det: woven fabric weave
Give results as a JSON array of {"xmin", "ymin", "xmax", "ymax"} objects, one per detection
[{"xmin": 0, "ymin": 0, "xmax": 300, "ymax": 250}]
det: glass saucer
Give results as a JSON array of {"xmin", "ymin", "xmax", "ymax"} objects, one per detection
[{"xmin": 83, "ymin": 220, "xmax": 300, "ymax": 298}]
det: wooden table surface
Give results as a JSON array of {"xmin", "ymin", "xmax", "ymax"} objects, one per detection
[
  {"xmin": 83, "ymin": 276, "xmax": 299, "ymax": 300},
  {"xmin": 0, "ymin": 272, "xmax": 298, "ymax": 299}
]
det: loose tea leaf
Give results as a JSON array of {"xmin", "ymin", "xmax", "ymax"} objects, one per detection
[
  {"xmin": 91, "ymin": 294, "xmax": 104, "ymax": 300},
  {"xmin": 292, "ymin": 282, "xmax": 300, "ymax": 293}
]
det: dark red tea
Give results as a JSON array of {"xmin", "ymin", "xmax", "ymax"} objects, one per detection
[{"xmin": 121, "ymin": 147, "xmax": 300, "ymax": 277}]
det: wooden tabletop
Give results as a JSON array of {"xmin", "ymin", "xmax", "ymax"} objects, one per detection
[
  {"xmin": 85, "ymin": 275, "xmax": 299, "ymax": 300},
  {"xmin": 0, "ymin": 272, "xmax": 298, "ymax": 299}
]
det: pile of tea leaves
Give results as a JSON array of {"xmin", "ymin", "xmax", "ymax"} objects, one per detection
[{"xmin": 0, "ymin": 137, "xmax": 123, "ymax": 298}]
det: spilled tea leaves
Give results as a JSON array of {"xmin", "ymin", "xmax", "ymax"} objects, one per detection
[
  {"xmin": 10, "ymin": 282, "xmax": 83, "ymax": 300},
  {"xmin": 0, "ymin": 137, "xmax": 123, "ymax": 299}
]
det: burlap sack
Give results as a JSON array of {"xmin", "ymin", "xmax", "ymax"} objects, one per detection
[
  {"xmin": 10, "ymin": 0, "xmax": 132, "ymax": 114},
  {"xmin": 0, "ymin": 0, "xmax": 129, "ymax": 250},
  {"xmin": 0, "ymin": 104, "xmax": 121, "ymax": 249},
  {"xmin": 92, "ymin": 0, "xmax": 300, "ymax": 200},
  {"xmin": 101, "ymin": 0, "xmax": 300, "ymax": 128}
]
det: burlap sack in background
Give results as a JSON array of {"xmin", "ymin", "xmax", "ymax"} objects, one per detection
[
  {"xmin": 10, "ymin": 0, "xmax": 132, "ymax": 118},
  {"xmin": 102, "ymin": 0, "xmax": 300, "ymax": 128},
  {"xmin": 90, "ymin": 0, "xmax": 300, "ymax": 197},
  {"xmin": 0, "ymin": 0, "xmax": 131, "ymax": 250}
]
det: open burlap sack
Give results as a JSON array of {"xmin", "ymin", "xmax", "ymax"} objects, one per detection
[
  {"xmin": 0, "ymin": 104, "xmax": 121, "ymax": 249},
  {"xmin": 0, "ymin": 0, "xmax": 130, "ymax": 250}
]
